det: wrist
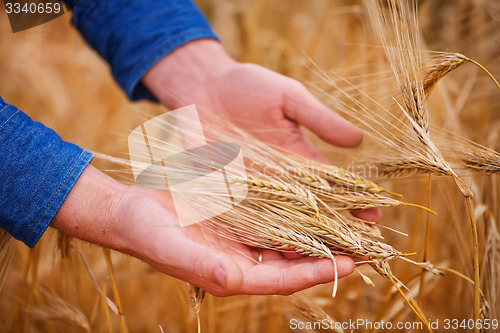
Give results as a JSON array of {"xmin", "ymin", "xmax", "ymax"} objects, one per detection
[
  {"xmin": 142, "ymin": 39, "xmax": 237, "ymax": 109},
  {"xmin": 51, "ymin": 165, "xmax": 129, "ymax": 250}
]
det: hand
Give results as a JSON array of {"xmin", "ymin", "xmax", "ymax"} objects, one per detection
[
  {"xmin": 52, "ymin": 166, "xmax": 355, "ymax": 296},
  {"xmin": 52, "ymin": 40, "xmax": 380, "ymax": 297},
  {"xmin": 142, "ymin": 39, "xmax": 363, "ymax": 161},
  {"xmin": 113, "ymin": 185, "xmax": 356, "ymax": 296},
  {"xmin": 142, "ymin": 39, "xmax": 380, "ymax": 222}
]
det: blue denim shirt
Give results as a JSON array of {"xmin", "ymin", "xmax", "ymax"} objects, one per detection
[
  {"xmin": 1, "ymin": 0, "xmax": 218, "ymax": 247},
  {"xmin": 72, "ymin": 0, "xmax": 218, "ymax": 101},
  {"xmin": 0, "ymin": 97, "xmax": 93, "ymax": 247}
]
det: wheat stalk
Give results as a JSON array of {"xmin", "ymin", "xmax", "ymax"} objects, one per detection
[
  {"xmin": 461, "ymin": 152, "xmax": 500, "ymax": 175},
  {"xmin": 366, "ymin": 0, "xmax": 473, "ymax": 199},
  {"xmin": 229, "ymin": 175, "xmax": 320, "ymax": 216},
  {"xmin": 421, "ymin": 53, "xmax": 467, "ymax": 96},
  {"xmin": 421, "ymin": 52, "xmax": 500, "ymax": 97},
  {"xmin": 21, "ymin": 288, "xmax": 90, "ymax": 332},
  {"xmin": 187, "ymin": 284, "xmax": 205, "ymax": 333},
  {"xmin": 374, "ymin": 157, "xmax": 451, "ymax": 177}
]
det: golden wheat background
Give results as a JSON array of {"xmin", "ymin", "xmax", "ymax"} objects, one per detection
[{"xmin": 0, "ymin": 0, "xmax": 499, "ymax": 332}]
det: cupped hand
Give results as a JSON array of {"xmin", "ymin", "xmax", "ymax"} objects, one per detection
[
  {"xmin": 114, "ymin": 186, "xmax": 355, "ymax": 296},
  {"xmin": 143, "ymin": 39, "xmax": 380, "ymax": 223},
  {"xmin": 53, "ymin": 41, "xmax": 379, "ymax": 298},
  {"xmin": 143, "ymin": 40, "xmax": 362, "ymax": 162}
]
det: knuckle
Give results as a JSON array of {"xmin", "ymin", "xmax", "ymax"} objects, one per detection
[
  {"xmin": 190, "ymin": 255, "xmax": 207, "ymax": 279},
  {"xmin": 289, "ymin": 79, "xmax": 305, "ymax": 92}
]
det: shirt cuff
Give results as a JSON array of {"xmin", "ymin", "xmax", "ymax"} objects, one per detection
[
  {"xmin": 0, "ymin": 97, "xmax": 93, "ymax": 247},
  {"xmin": 71, "ymin": 0, "xmax": 219, "ymax": 101}
]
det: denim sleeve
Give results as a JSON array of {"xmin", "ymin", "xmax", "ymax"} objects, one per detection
[
  {"xmin": 0, "ymin": 97, "xmax": 93, "ymax": 248},
  {"xmin": 69, "ymin": 0, "xmax": 219, "ymax": 101}
]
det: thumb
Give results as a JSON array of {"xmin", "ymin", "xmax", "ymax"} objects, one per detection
[
  {"xmin": 283, "ymin": 81, "xmax": 363, "ymax": 148},
  {"xmin": 178, "ymin": 238, "xmax": 244, "ymax": 293}
]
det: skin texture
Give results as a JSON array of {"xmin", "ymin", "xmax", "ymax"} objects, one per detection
[{"xmin": 52, "ymin": 39, "xmax": 381, "ymax": 296}]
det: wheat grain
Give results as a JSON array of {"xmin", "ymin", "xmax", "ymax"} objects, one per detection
[
  {"xmin": 462, "ymin": 152, "xmax": 500, "ymax": 175},
  {"xmin": 187, "ymin": 284, "xmax": 205, "ymax": 333},
  {"xmin": 421, "ymin": 53, "xmax": 467, "ymax": 96},
  {"xmin": 22, "ymin": 288, "xmax": 89, "ymax": 331},
  {"xmin": 229, "ymin": 175, "xmax": 320, "ymax": 216},
  {"xmin": 374, "ymin": 157, "xmax": 451, "ymax": 177}
]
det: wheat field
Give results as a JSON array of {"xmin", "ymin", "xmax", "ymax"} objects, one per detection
[{"xmin": 0, "ymin": 0, "xmax": 499, "ymax": 332}]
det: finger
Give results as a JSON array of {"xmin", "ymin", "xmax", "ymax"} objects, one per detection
[
  {"xmin": 281, "ymin": 251, "xmax": 304, "ymax": 260},
  {"xmin": 240, "ymin": 255, "xmax": 355, "ymax": 295},
  {"xmin": 283, "ymin": 81, "xmax": 363, "ymax": 148},
  {"xmin": 155, "ymin": 233, "xmax": 244, "ymax": 293},
  {"xmin": 250, "ymin": 248, "xmax": 304, "ymax": 261},
  {"xmin": 248, "ymin": 248, "xmax": 284, "ymax": 261},
  {"xmin": 351, "ymin": 207, "xmax": 382, "ymax": 223}
]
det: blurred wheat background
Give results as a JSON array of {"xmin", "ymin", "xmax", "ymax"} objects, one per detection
[{"xmin": 0, "ymin": 0, "xmax": 499, "ymax": 332}]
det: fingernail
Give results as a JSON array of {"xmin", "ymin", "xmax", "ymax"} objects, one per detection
[{"xmin": 215, "ymin": 266, "xmax": 227, "ymax": 288}]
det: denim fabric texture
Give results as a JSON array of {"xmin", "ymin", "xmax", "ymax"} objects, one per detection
[
  {"xmin": 2, "ymin": 0, "xmax": 216, "ymax": 247},
  {"xmin": 71, "ymin": 0, "xmax": 219, "ymax": 101},
  {"xmin": 0, "ymin": 97, "xmax": 93, "ymax": 247}
]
